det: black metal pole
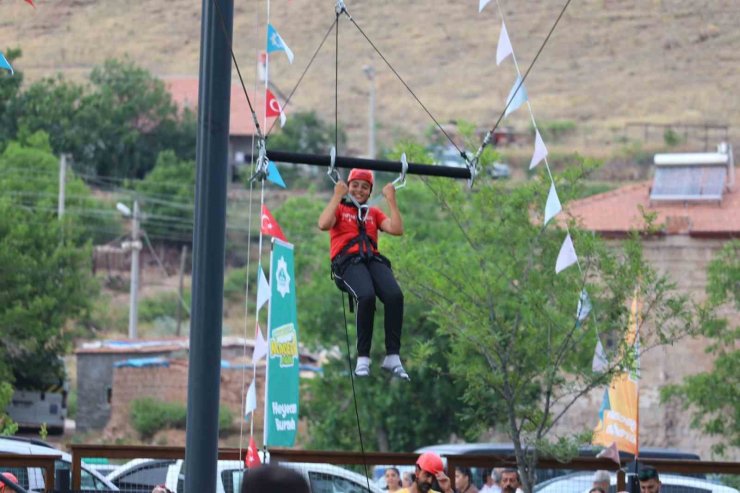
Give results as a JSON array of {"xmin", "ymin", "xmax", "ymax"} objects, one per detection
[
  {"xmin": 266, "ymin": 149, "xmax": 472, "ymax": 180},
  {"xmin": 184, "ymin": 0, "xmax": 232, "ymax": 491}
]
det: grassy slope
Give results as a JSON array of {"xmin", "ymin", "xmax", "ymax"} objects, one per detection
[{"xmin": 0, "ymin": 0, "xmax": 737, "ymax": 153}]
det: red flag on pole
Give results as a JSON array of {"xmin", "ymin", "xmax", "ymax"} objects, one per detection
[
  {"xmin": 245, "ymin": 436, "xmax": 261, "ymax": 468},
  {"xmin": 265, "ymin": 89, "xmax": 286, "ymax": 127},
  {"xmin": 261, "ymin": 204, "xmax": 287, "ymax": 241}
]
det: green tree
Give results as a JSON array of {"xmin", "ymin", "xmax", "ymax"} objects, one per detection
[
  {"xmin": 384, "ymin": 158, "xmax": 696, "ymax": 491},
  {"xmin": 0, "ymin": 48, "xmax": 24, "ymax": 147},
  {"xmin": 134, "ymin": 150, "xmax": 195, "ymax": 242},
  {"xmin": 0, "ymin": 134, "xmax": 99, "ymax": 389},
  {"xmin": 661, "ymin": 240, "xmax": 739, "ymax": 456}
]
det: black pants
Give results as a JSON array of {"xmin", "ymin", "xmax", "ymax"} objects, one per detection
[{"xmin": 334, "ymin": 259, "xmax": 403, "ymax": 357}]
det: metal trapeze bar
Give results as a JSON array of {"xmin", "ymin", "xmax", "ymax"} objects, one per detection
[{"xmin": 266, "ymin": 149, "xmax": 472, "ymax": 180}]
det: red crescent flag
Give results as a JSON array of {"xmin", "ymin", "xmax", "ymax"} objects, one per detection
[
  {"xmin": 245, "ymin": 436, "xmax": 261, "ymax": 468},
  {"xmin": 260, "ymin": 204, "xmax": 287, "ymax": 241},
  {"xmin": 265, "ymin": 89, "xmax": 286, "ymax": 126}
]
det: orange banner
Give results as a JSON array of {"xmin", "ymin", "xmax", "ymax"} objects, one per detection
[{"xmin": 593, "ymin": 293, "xmax": 640, "ymax": 456}]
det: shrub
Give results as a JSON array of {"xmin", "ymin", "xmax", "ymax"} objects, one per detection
[
  {"xmin": 130, "ymin": 397, "xmax": 234, "ymax": 439},
  {"xmin": 139, "ymin": 293, "xmax": 188, "ymax": 323}
]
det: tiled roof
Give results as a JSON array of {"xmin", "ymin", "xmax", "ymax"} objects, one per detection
[
  {"xmin": 164, "ymin": 77, "xmax": 275, "ymax": 136},
  {"xmin": 566, "ymin": 178, "xmax": 740, "ymax": 237}
]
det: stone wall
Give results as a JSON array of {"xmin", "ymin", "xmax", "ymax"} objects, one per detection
[
  {"xmin": 104, "ymin": 360, "xmax": 266, "ymax": 441},
  {"xmin": 549, "ymin": 235, "xmax": 738, "ymax": 460}
]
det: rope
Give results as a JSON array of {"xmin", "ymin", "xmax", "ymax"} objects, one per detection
[
  {"xmin": 264, "ymin": 18, "xmax": 338, "ymax": 139},
  {"xmin": 343, "ymin": 10, "xmax": 463, "ymax": 157},
  {"xmin": 210, "ymin": 0, "xmax": 264, "ymax": 141},
  {"xmin": 474, "ymin": 0, "xmax": 574, "ymax": 161},
  {"xmin": 340, "ymin": 291, "xmax": 372, "ymax": 491}
]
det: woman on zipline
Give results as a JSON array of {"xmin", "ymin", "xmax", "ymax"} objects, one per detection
[{"xmin": 318, "ymin": 168, "xmax": 408, "ymax": 380}]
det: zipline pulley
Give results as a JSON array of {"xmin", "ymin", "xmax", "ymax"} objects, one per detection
[
  {"xmin": 327, "ymin": 146, "xmax": 340, "ymax": 184},
  {"xmin": 249, "ymin": 139, "xmax": 270, "ymax": 183}
]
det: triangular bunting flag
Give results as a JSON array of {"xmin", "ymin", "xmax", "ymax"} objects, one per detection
[
  {"xmin": 260, "ymin": 204, "xmax": 287, "ymax": 241},
  {"xmin": 256, "ymin": 268, "xmax": 270, "ymax": 312},
  {"xmin": 266, "ymin": 23, "xmax": 294, "ymax": 63},
  {"xmin": 253, "ymin": 322, "xmax": 268, "ymax": 362},
  {"xmin": 577, "ymin": 289, "xmax": 592, "ymax": 323},
  {"xmin": 0, "ymin": 53, "xmax": 14, "ymax": 75},
  {"xmin": 592, "ymin": 339, "xmax": 608, "ymax": 373},
  {"xmin": 479, "ymin": 0, "xmax": 492, "ymax": 13},
  {"xmin": 265, "ymin": 89, "xmax": 287, "ymax": 127},
  {"xmin": 530, "ymin": 129, "xmax": 548, "ymax": 169},
  {"xmin": 25, "ymin": 0, "xmax": 35, "ymax": 7},
  {"xmin": 555, "ymin": 233, "xmax": 577, "ymax": 273},
  {"xmin": 244, "ymin": 381, "xmax": 257, "ymax": 417},
  {"xmin": 267, "ymin": 161, "xmax": 286, "ymax": 188},
  {"xmin": 596, "ymin": 441, "xmax": 621, "ymax": 466},
  {"xmin": 496, "ymin": 21, "xmax": 513, "ymax": 65},
  {"xmin": 504, "ymin": 76, "xmax": 528, "ymax": 117},
  {"xmin": 245, "ymin": 436, "xmax": 262, "ymax": 468},
  {"xmin": 544, "ymin": 181, "xmax": 562, "ymax": 225}
]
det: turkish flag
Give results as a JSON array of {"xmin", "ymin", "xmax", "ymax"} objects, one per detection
[
  {"xmin": 261, "ymin": 204, "xmax": 287, "ymax": 241},
  {"xmin": 245, "ymin": 436, "xmax": 261, "ymax": 469},
  {"xmin": 265, "ymin": 89, "xmax": 286, "ymax": 127}
]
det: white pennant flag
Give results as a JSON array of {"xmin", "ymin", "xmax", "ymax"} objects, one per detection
[
  {"xmin": 555, "ymin": 233, "xmax": 578, "ymax": 273},
  {"xmin": 592, "ymin": 339, "xmax": 608, "ymax": 373},
  {"xmin": 253, "ymin": 322, "xmax": 268, "ymax": 362},
  {"xmin": 577, "ymin": 289, "xmax": 592, "ymax": 323},
  {"xmin": 496, "ymin": 21, "xmax": 513, "ymax": 65},
  {"xmin": 244, "ymin": 381, "xmax": 257, "ymax": 417},
  {"xmin": 256, "ymin": 267, "xmax": 270, "ymax": 312},
  {"xmin": 479, "ymin": 0, "xmax": 492, "ymax": 12},
  {"xmin": 544, "ymin": 182, "xmax": 562, "ymax": 225},
  {"xmin": 530, "ymin": 130, "xmax": 548, "ymax": 169}
]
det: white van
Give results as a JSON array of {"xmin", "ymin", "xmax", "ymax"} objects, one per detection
[
  {"xmin": 0, "ymin": 437, "xmax": 118, "ymax": 491},
  {"xmin": 165, "ymin": 458, "xmax": 383, "ymax": 493}
]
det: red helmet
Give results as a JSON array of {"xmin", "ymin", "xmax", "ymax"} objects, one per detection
[
  {"xmin": 416, "ymin": 452, "xmax": 444, "ymax": 475},
  {"xmin": 347, "ymin": 168, "xmax": 374, "ymax": 188}
]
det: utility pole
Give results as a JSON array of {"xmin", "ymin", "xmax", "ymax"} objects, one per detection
[
  {"xmin": 58, "ymin": 154, "xmax": 66, "ymax": 219},
  {"xmin": 364, "ymin": 65, "xmax": 376, "ymax": 159},
  {"xmin": 126, "ymin": 200, "xmax": 141, "ymax": 339},
  {"xmin": 176, "ymin": 245, "xmax": 188, "ymax": 336},
  {"xmin": 184, "ymin": 0, "xmax": 232, "ymax": 490}
]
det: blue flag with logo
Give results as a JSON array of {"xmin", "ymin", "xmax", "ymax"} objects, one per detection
[
  {"xmin": 264, "ymin": 239, "xmax": 299, "ymax": 446},
  {"xmin": 0, "ymin": 53, "xmax": 14, "ymax": 75},
  {"xmin": 266, "ymin": 24, "xmax": 294, "ymax": 63}
]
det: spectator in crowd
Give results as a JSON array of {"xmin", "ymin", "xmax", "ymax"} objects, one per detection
[
  {"xmin": 240, "ymin": 464, "xmax": 310, "ymax": 493},
  {"xmin": 385, "ymin": 467, "xmax": 403, "ymax": 491},
  {"xmin": 402, "ymin": 471, "xmax": 414, "ymax": 489},
  {"xmin": 0, "ymin": 473, "xmax": 18, "ymax": 493},
  {"xmin": 479, "ymin": 468, "xmax": 500, "ymax": 493},
  {"xmin": 500, "ymin": 468, "xmax": 521, "ymax": 493},
  {"xmin": 398, "ymin": 452, "xmax": 454, "ymax": 493},
  {"xmin": 638, "ymin": 466, "xmax": 661, "ymax": 493},
  {"xmin": 455, "ymin": 467, "xmax": 479, "ymax": 493},
  {"xmin": 593, "ymin": 470, "xmax": 611, "ymax": 492}
]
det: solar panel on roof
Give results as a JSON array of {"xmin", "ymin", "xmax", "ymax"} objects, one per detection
[{"xmin": 650, "ymin": 165, "xmax": 726, "ymax": 201}]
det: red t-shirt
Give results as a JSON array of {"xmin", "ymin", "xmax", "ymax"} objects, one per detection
[{"xmin": 329, "ymin": 202, "xmax": 388, "ymax": 260}]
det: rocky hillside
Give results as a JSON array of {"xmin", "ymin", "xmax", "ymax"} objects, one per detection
[{"xmin": 1, "ymin": 0, "xmax": 738, "ymax": 154}]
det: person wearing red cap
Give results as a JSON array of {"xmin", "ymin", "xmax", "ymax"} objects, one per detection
[
  {"xmin": 318, "ymin": 168, "xmax": 408, "ymax": 380},
  {"xmin": 0, "ymin": 472, "xmax": 19, "ymax": 493},
  {"xmin": 397, "ymin": 452, "xmax": 455, "ymax": 493}
]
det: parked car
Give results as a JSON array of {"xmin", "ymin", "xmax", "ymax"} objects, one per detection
[
  {"xmin": 165, "ymin": 458, "xmax": 383, "ymax": 493},
  {"xmin": 534, "ymin": 471, "xmax": 738, "ymax": 493},
  {"xmin": 106, "ymin": 458, "xmax": 176, "ymax": 493},
  {"xmin": 0, "ymin": 436, "xmax": 118, "ymax": 491}
]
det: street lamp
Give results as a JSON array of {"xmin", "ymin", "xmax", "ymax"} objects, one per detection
[
  {"xmin": 118, "ymin": 200, "xmax": 141, "ymax": 339},
  {"xmin": 363, "ymin": 65, "xmax": 376, "ymax": 159}
]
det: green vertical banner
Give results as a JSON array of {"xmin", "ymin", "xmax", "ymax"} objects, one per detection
[{"xmin": 264, "ymin": 238, "xmax": 300, "ymax": 447}]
